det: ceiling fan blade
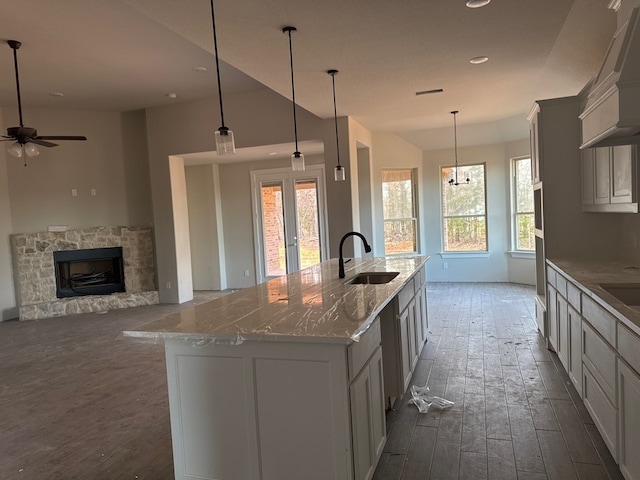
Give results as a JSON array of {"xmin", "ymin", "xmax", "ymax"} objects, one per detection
[
  {"xmin": 36, "ymin": 136, "xmax": 87, "ymax": 141},
  {"xmin": 28, "ymin": 139, "xmax": 58, "ymax": 147},
  {"xmin": 0, "ymin": 139, "xmax": 16, "ymax": 142}
]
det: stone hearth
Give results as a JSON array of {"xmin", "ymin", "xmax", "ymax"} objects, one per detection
[{"xmin": 11, "ymin": 226, "xmax": 158, "ymax": 320}]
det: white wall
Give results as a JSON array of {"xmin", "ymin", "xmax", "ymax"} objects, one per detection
[
  {"xmin": 0, "ymin": 109, "xmax": 18, "ymax": 320},
  {"xmin": 371, "ymin": 132, "xmax": 424, "ymax": 257},
  {"xmin": 0, "ymin": 106, "xmax": 152, "ymax": 319},
  {"xmin": 422, "ymin": 140, "xmax": 534, "ymax": 284},
  {"xmin": 144, "ymin": 88, "xmax": 325, "ymax": 302},
  {"xmin": 218, "ymin": 154, "xmax": 325, "ymax": 289}
]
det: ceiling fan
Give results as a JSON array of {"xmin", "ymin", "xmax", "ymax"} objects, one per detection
[{"xmin": 2, "ymin": 40, "xmax": 87, "ymax": 162}]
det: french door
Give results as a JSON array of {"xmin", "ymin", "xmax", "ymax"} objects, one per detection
[{"xmin": 251, "ymin": 165, "xmax": 329, "ymax": 283}]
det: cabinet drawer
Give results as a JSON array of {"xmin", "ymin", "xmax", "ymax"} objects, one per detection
[
  {"xmin": 567, "ymin": 282, "xmax": 581, "ymax": 313},
  {"xmin": 348, "ymin": 317, "xmax": 381, "ymax": 381},
  {"xmin": 582, "ymin": 295, "xmax": 617, "ymax": 346},
  {"xmin": 583, "ymin": 365, "xmax": 618, "ymax": 458},
  {"xmin": 618, "ymin": 324, "xmax": 640, "ymax": 376},
  {"xmin": 398, "ymin": 279, "xmax": 415, "ymax": 312},
  {"xmin": 583, "ymin": 322, "xmax": 617, "ymax": 404},
  {"xmin": 547, "ymin": 265, "xmax": 557, "ymax": 287}
]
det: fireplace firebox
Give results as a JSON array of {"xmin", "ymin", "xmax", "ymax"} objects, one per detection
[{"xmin": 53, "ymin": 247, "xmax": 125, "ymax": 298}]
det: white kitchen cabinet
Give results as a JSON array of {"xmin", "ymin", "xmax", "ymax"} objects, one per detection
[
  {"xmin": 557, "ymin": 294, "xmax": 569, "ymax": 371},
  {"xmin": 350, "ymin": 345, "xmax": 386, "ymax": 480},
  {"xmin": 618, "ymin": 359, "xmax": 640, "ymax": 480},
  {"xmin": 568, "ymin": 303, "xmax": 583, "ymax": 397},
  {"xmin": 584, "ymin": 363, "xmax": 618, "ymax": 458},
  {"xmin": 380, "ymin": 266, "xmax": 428, "ymax": 406},
  {"xmin": 582, "ymin": 144, "xmax": 638, "ymax": 213},
  {"xmin": 547, "ymin": 284, "xmax": 558, "ymax": 352}
]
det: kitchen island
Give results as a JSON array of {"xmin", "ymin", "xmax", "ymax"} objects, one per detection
[{"xmin": 125, "ymin": 256, "xmax": 429, "ymax": 480}]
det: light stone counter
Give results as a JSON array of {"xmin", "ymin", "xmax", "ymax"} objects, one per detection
[
  {"xmin": 548, "ymin": 258, "xmax": 640, "ymax": 336},
  {"xmin": 124, "ymin": 256, "xmax": 429, "ymax": 344}
]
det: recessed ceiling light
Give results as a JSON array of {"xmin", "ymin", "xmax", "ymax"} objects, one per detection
[
  {"xmin": 166, "ymin": 93, "xmax": 178, "ymax": 99},
  {"xmin": 466, "ymin": 0, "xmax": 491, "ymax": 8},
  {"xmin": 193, "ymin": 66, "xmax": 207, "ymax": 73},
  {"xmin": 49, "ymin": 92, "xmax": 64, "ymax": 97},
  {"xmin": 470, "ymin": 56, "xmax": 489, "ymax": 64}
]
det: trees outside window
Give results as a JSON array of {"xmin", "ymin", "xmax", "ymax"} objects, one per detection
[
  {"xmin": 382, "ymin": 169, "xmax": 418, "ymax": 255},
  {"xmin": 441, "ymin": 164, "xmax": 487, "ymax": 251},
  {"xmin": 513, "ymin": 157, "xmax": 534, "ymax": 251}
]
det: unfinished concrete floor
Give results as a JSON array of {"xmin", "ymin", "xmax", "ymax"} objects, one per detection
[{"xmin": 0, "ymin": 284, "xmax": 624, "ymax": 479}]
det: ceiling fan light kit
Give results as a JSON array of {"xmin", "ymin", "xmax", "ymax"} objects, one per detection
[
  {"xmin": 210, "ymin": 0, "xmax": 236, "ymax": 156},
  {"xmin": 2, "ymin": 40, "xmax": 87, "ymax": 163}
]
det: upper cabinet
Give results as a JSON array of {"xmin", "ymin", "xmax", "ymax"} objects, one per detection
[
  {"xmin": 529, "ymin": 104, "xmax": 542, "ymax": 185},
  {"xmin": 582, "ymin": 144, "xmax": 638, "ymax": 213}
]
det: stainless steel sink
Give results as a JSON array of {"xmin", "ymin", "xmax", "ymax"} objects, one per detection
[
  {"xmin": 600, "ymin": 283, "xmax": 640, "ymax": 306},
  {"xmin": 348, "ymin": 271, "xmax": 399, "ymax": 285}
]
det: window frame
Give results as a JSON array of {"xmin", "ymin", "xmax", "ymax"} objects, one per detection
[
  {"xmin": 511, "ymin": 156, "xmax": 535, "ymax": 253},
  {"xmin": 440, "ymin": 162, "xmax": 488, "ymax": 253},
  {"xmin": 381, "ymin": 168, "xmax": 420, "ymax": 256}
]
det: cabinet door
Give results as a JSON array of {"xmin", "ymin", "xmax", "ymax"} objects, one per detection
[
  {"xmin": 582, "ymin": 148, "xmax": 595, "ymax": 206},
  {"xmin": 594, "ymin": 147, "xmax": 611, "ymax": 204},
  {"xmin": 407, "ymin": 299, "xmax": 418, "ymax": 372},
  {"xmin": 568, "ymin": 304, "xmax": 583, "ymax": 396},
  {"xmin": 399, "ymin": 307, "xmax": 412, "ymax": 391},
  {"xmin": 547, "ymin": 285, "xmax": 558, "ymax": 351},
  {"xmin": 530, "ymin": 110, "xmax": 541, "ymax": 184},
  {"xmin": 611, "ymin": 145, "xmax": 633, "ymax": 204},
  {"xmin": 557, "ymin": 295, "xmax": 569, "ymax": 370},
  {"xmin": 618, "ymin": 360, "xmax": 640, "ymax": 480},
  {"xmin": 350, "ymin": 346, "xmax": 385, "ymax": 480}
]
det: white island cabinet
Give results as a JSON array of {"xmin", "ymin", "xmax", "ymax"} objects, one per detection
[{"xmin": 125, "ymin": 256, "xmax": 429, "ymax": 480}]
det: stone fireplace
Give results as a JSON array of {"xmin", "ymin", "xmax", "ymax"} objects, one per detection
[{"xmin": 11, "ymin": 226, "xmax": 159, "ymax": 320}]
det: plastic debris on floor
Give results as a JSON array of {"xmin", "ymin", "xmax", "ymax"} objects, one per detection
[{"xmin": 408, "ymin": 385, "xmax": 454, "ymax": 414}]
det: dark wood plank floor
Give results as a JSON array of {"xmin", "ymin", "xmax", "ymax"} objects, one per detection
[
  {"xmin": 0, "ymin": 284, "xmax": 623, "ymax": 479},
  {"xmin": 374, "ymin": 282, "xmax": 623, "ymax": 480}
]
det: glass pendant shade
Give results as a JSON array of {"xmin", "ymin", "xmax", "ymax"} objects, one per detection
[
  {"xmin": 24, "ymin": 143, "xmax": 39, "ymax": 157},
  {"xmin": 291, "ymin": 151, "xmax": 305, "ymax": 171},
  {"xmin": 334, "ymin": 165, "xmax": 345, "ymax": 182},
  {"xmin": 215, "ymin": 127, "xmax": 236, "ymax": 155},
  {"xmin": 7, "ymin": 142, "xmax": 23, "ymax": 157}
]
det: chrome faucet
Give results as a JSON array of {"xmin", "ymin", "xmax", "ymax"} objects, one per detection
[{"xmin": 339, "ymin": 231, "xmax": 372, "ymax": 278}]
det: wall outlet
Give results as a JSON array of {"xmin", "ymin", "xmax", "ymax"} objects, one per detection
[
  {"xmin": 90, "ymin": 188, "xmax": 96, "ymax": 196},
  {"xmin": 71, "ymin": 189, "xmax": 78, "ymax": 197},
  {"xmin": 244, "ymin": 270, "xmax": 250, "ymax": 277},
  {"xmin": 443, "ymin": 262, "xmax": 448, "ymax": 270},
  {"xmin": 166, "ymin": 282, "xmax": 171, "ymax": 289}
]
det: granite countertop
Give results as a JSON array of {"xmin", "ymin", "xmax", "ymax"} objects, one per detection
[
  {"xmin": 124, "ymin": 256, "xmax": 429, "ymax": 345},
  {"xmin": 548, "ymin": 258, "xmax": 640, "ymax": 336}
]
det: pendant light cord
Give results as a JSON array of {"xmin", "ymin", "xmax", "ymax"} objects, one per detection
[
  {"xmin": 285, "ymin": 28, "xmax": 300, "ymax": 154},
  {"xmin": 330, "ymin": 71, "xmax": 341, "ymax": 167},
  {"xmin": 452, "ymin": 110, "xmax": 459, "ymax": 185},
  {"xmin": 11, "ymin": 42, "xmax": 24, "ymax": 127},
  {"xmin": 210, "ymin": 0, "xmax": 226, "ymax": 129}
]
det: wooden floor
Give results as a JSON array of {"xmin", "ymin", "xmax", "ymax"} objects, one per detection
[
  {"xmin": 374, "ymin": 282, "xmax": 623, "ymax": 480},
  {"xmin": 0, "ymin": 284, "xmax": 623, "ymax": 480}
]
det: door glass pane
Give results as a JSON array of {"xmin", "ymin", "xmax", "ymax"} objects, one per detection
[
  {"xmin": 295, "ymin": 180, "xmax": 321, "ymax": 269},
  {"xmin": 261, "ymin": 183, "xmax": 287, "ymax": 277}
]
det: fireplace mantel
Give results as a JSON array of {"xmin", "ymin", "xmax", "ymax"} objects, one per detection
[{"xmin": 11, "ymin": 226, "xmax": 158, "ymax": 320}]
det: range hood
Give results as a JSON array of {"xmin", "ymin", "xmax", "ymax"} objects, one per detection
[{"xmin": 580, "ymin": 7, "xmax": 640, "ymax": 148}]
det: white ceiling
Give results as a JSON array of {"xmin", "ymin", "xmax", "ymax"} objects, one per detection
[{"xmin": 0, "ymin": 0, "xmax": 617, "ymax": 153}]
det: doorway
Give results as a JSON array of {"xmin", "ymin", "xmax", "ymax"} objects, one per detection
[{"xmin": 251, "ymin": 165, "xmax": 329, "ymax": 283}]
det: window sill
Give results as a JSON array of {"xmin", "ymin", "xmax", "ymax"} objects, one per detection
[
  {"xmin": 438, "ymin": 251, "xmax": 491, "ymax": 259},
  {"xmin": 508, "ymin": 251, "xmax": 535, "ymax": 259}
]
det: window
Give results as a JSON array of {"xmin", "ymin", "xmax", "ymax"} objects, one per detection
[
  {"xmin": 512, "ymin": 157, "xmax": 535, "ymax": 251},
  {"xmin": 441, "ymin": 164, "xmax": 487, "ymax": 251},
  {"xmin": 382, "ymin": 169, "xmax": 418, "ymax": 255}
]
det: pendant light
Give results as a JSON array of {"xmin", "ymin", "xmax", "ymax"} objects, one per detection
[
  {"xmin": 210, "ymin": 0, "xmax": 235, "ymax": 155},
  {"xmin": 448, "ymin": 110, "xmax": 470, "ymax": 186},
  {"xmin": 328, "ymin": 69, "xmax": 345, "ymax": 182},
  {"xmin": 283, "ymin": 26, "xmax": 304, "ymax": 171}
]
